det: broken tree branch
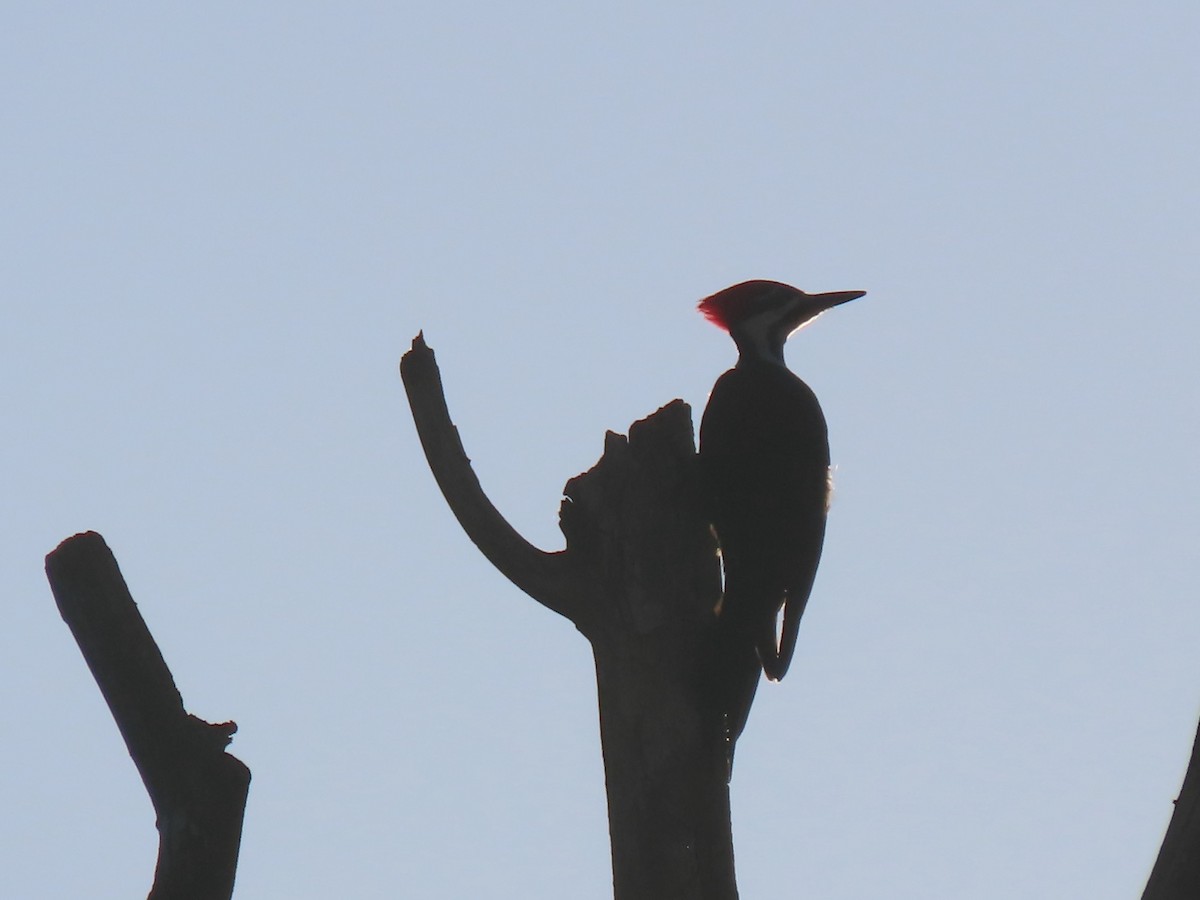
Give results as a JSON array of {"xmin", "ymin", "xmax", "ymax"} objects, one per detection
[
  {"xmin": 45, "ymin": 532, "xmax": 250, "ymax": 900},
  {"xmin": 400, "ymin": 332, "xmax": 582, "ymax": 625},
  {"xmin": 1144, "ymin": 715, "xmax": 1200, "ymax": 899}
]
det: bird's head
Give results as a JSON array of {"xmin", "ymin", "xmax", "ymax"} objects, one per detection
[{"xmin": 698, "ymin": 280, "xmax": 865, "ymax": 365}]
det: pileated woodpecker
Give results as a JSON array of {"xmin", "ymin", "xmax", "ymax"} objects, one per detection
[{"xmin": 698, "ymin": 279, "xmax": 864, "ymax": 759}]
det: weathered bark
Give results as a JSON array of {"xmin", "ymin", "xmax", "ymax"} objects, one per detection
[
  {"xmin": 1144, "ymin": 716, "xmax": 1200, "ymax": 899},
  {"xmin": 564, "ymin": 416, "xmax": 735, "ymax": 898},
  {"xmin": 400, "ymin": 333, "xmax": 736, "ymax": 900},
  {"xmin": 45, "ymin": 532, "xmax": 250, "ymax": 900}
]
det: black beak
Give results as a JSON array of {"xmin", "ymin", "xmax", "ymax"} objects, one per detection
[
  {"xmin": 784, "ymin": 288, "xmax": 866, "ymax": 335},
  {"xmin": 809, "ymin": 289, "xmax": 866, "ymax": 312}
]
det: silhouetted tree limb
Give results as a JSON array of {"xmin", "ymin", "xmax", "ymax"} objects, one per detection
[
  {"xmin": 1144, "ymin": 716, "xmax": 1200, "ymax": 899},
  {"xmin": 400, "ymin": 331, "xmax": 582, "ymax": 625},
  {"xmin": 400, "ymin": 334, "xmax": 737, "ymax": 900},
  {"xmin": 45, "ymin": 532, "xmax": 250, "ymax": 900}
]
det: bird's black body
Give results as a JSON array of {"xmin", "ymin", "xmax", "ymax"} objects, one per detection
[
  {"xmin": 697, "ymin": 280, "xmax": 862, "ymax": 764},
  {"xmin": 701, "ymin": 362, "xmax": 830, "ymax": 676}
]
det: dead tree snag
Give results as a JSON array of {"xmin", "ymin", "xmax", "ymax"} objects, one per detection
[
  {"xmin": 45, "ymin": 532, "xmax": 250, "ymax": 900},
  {"xmin": 401, "ymin": 333, "xmax": 736, "ymax": 900}
]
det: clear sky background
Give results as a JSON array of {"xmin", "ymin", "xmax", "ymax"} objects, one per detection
[{"xmin": 3, "ymin": 3, "xmax": 1198, "ymax": 898}]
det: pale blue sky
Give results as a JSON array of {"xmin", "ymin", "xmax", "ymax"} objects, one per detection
[{"xmin": 3, "ymin": 3, "xmax": 1198, "ymax": 897}]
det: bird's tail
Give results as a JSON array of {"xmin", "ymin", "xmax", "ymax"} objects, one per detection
[{"xmin": 761, "ymin": 589, "xmax": 807, "ymax": 682}]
